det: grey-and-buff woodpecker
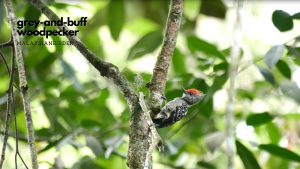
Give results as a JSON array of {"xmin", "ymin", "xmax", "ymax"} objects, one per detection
[{"xmin": 152, "ymin": 87, "xmax": 205, "ymax": 128}]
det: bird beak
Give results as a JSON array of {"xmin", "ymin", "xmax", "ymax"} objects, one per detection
[{"xmin": 181, "ymin": 87, "xmax": 188, "ymax": 95}]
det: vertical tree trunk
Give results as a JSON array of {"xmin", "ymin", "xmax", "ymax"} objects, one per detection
[
  {"xmin": 226, "ymin": 1, "xmax": 244, "ymax": 169},
  {"xmin": 127, "ymin": 98, "xmax": 150, "ymax": 168}
]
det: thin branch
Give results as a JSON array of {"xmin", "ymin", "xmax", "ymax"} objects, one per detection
[
  {"xmin": 102, "ymin": 144, "xmax": 127, "ymax": 159},
  {"xmin": 237, "ymin": 57, "xmax": 263, "ymax": 74},
  {"xmin": 226, "ymin": 1, "xmax": 244, "ymax": 169},
  {"xmin": 284, "ymin": 35, "xmax": 300, "ymax": 46},
  {"xmin": 0, "ymin": 50, "xmax": 15, "ymax": 169},
  {"xmin": 12, "ymin": 90, "xmax": 29, "ymax": 169},
  {"xmin": 139, "ymin": 92, "xmax": 164, "ymax": 169},
  {"xmin": 0, "ymin": 131, "xmax": 53, "ymax": 142},
  {"xmin": 4, "ymin": 0, "xmax": 38, "ymax": 168},
  {"xmin": 11, "ymin": 48, "xmax": 28, "ymax": 168},
  {"xmin": 0, "ymin": 51, "xmax": 21, "ymax": 92},
  {"xmin": 0, "ymin": 51, "xmax": 10, "ymax": 75},
  {"xmin": 0, "ymin": 40, "xmax": 13, "ymax": 48},
  {"xmin": 95, "ymin": 122, "xmax": 129, "ymax": 138},
  {"xmin": 146, "ymin": 0, "xmax": 184, "ymax": 118}
]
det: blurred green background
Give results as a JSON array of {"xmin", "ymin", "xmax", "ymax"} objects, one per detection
[{"xmin": 0, "ymin": 0, "xmax": 300, "ymax": 168}]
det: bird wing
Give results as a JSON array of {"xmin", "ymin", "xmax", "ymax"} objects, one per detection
[{"xmin": 157, "ymin": 103, "xmax": 188, "ymax": 128}]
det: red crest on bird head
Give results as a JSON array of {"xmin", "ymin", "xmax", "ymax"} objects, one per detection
[
  {"xmin": 186, "ymin": 89, "xmax": 201, "ymax": 95},
  {"xmin": 181, "ymin": 87, "xmax": 202, "ymax": 95}
]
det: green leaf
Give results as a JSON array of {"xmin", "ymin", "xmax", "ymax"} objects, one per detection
[
  {"xmin": 255, "ymin": 65, "xmax": 275, "ymax": 86},
  {"xmin": 268, "ymin": 156, "xmax": 289, "ymax": 169},
  {"xmin": 200, "ymin": 0, "xmax": 227, "ymax": 19},
  {"xmin": 128, "ymin": 30, "xmax": 163, "ymax": 60},
  {"xmin": 246, "ymin": 112, "xmax": 274, "ymax": 126},
  {"xmin": 165, "ymin": 141, "xmax": 178, "ymax": 155},
  {"xmin": 197, "ymin": 161, "xmax": 216, "ymax": 169},
  {"xmin": 187, "ymin": 36, "xmax": 225, "ymax": 60},
  {"xmin": 264, "ymin": 45, "xmax": 285, "ymax": 68},
  {"xmin": 81, "ymin": 120, "xmax": 102, "ymax": 129},
  {"xmin": 72, "ymin": 156, "xmax": 99, "ymax": 169},
  {"xmin": 213, "ymin": 61, "xmax": 228, "ymax": 72},
  {"xmin": 82, "ymin": 29, "xmax": 103, "ymax": 58},
  {"xmin": 24, "ymin": 4, "xmax": 42, "ymax": 40},
  {"xmin": 204, "ymin": 72, "xmax": 227, "ymax": 103},
  {"xmin": 286, "ymin": 46, "xmax": 300, "ymax": 60},
  {"xmin": 292, "ymin": 12, "xmax": 300, "ymax": 19},
  {"xmin": 57, "ymin": 134, "xmax": 73, "ymax": 150},
  {"xmin": 60, "ymin": 58, "xmax": 83, "ymax": 92},
  {"xmin": 272, "ymin": 10, "xmax": 293, "ymax": 32},
  {"xmin": 221, "ymin": 47, "xmax": 244, "ymax": 57},
  {"xmin": 282, "ymin": 113, "xmax": 300, "ymax": 119},
  {"xmin": 236, "ymin": 140, "xmax": 261, "ymax": 169},
  {"xmin": 259, "ymin": 144, "xmax": 300, "ymax": 162},
  {"xmin": 51, "ymin": 3, "xmax": 75, "ymax": 10},
  {"xmin": 104, "ymin": 135, "xmax": 124, "ymax": 159},
  {"xmin": 38, "ymin": 137, "xmax": 66, "ymax": 154},
  {"xmin": 107, "ymin": 0, "xmax": 125, "ymax": 41},
  {"xmin": 85, "ymin": 136, "xmax": 103, "ymax": 157},
  {"xmin": 266, "ymin": 123, "xmax": 281, "ymax": 144},
  {"xmin": 171, "ymin": 48, "xmax": 186, "ymax": 74},
  {"xmin": 280, "ymin": 81, "xmax": 300, "ymax": 103},
  {"xmin": 43, "ymin": 79, "xmax": 60, "ymax": 89},
  {"xmin": 35, "ymin": 128, "xmax": 54, "ymax": 138},
  {"xmin": 97, "ymin": 88, "xmax": 110, "ymax": 107},
  {"xmin": 276, "ymin": 60, "xmax": 291, "ymax": 79},
  {"xmin": 198, "ymin": 59, "xmax": 214, "ymax": 71},
  {"xmin": 59, "ymin": 85, "xmax": 83, "ymax": 98},
  {"xmin": 0, "ymin": 0, "xmax": 4, "ymax": 32},
  {"xmin": 140, "ymin": 1, "xmax": 169, "ymax": 26},
  {"xmin": 237, "ymin": 89, "xmax": 255, "ymax": 101},
  {"xmin": 85, "ymin": 5, "xmax": 107, "ymax": 33}
]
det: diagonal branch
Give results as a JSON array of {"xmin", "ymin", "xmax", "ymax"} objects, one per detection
[
  {"xmin": 139, "ymin": 92, "xmax": 164, "ymax": 169},
  {"xmin": 27, "ymin": 0, "xmax": 137, "ymax": 104},
  {"xmin": 28, "ymin": 1, "xmax": 149, "ymax": 168},
  {"xmin": 4, "ymin": 0, "xmax": 38, "ymax": 168},
  {"xmin": 146, "ymin": 0, "xmax": 184, "ymax": 118}
]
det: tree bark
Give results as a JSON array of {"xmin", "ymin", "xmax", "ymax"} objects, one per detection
[
  {"xmin": 28, "ymin": 0, "xmax": 150, "ymax": 168},
  {"xmin": 27, "ymin": 0, "xmax": 184, "ymax": 168},
  {"xmin": 4, "ymin": 0, "xmax": 39, "ymax": 168},
  {"xmin": 147, "ymin": 0, "xmax": 184, "ymax": 118}
]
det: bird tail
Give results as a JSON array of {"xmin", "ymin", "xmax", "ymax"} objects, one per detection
[
  {"xmin": 153, "ymin": 118, "xmax": 172, "ymax": 128},
  {"xmin": 152, "ymin": 118, "xmax": 163, "ymax": 125}
]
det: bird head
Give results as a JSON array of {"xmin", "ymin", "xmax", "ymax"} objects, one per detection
[{"xmin": 181, "ymin": 87, "xmax": 205, "ymax": 105}]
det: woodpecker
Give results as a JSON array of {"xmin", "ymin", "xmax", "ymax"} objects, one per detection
[{"xmin": 152, "ymin": 87, "xmax": 205, "ymax": 128}]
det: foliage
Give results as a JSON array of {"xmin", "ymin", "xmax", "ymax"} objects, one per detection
[{"xmin": 0, "ymin": 0, "xmax": 300, "ymax": 169}]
